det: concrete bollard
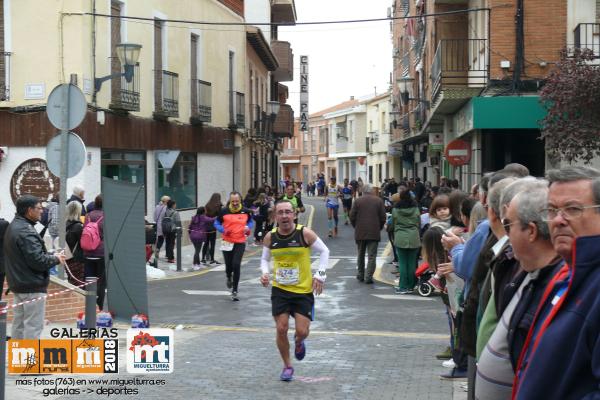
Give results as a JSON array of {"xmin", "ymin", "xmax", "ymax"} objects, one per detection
[
  {"xmin": 85, "ymin": 278, "xmax": 97, "ymax": 329},
  {"xmin": 176, "ymin": 227, "xmax": 182, "ymax": 272}
]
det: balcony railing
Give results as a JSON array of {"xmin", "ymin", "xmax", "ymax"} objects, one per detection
[
  {"xmin": 272, "ymin": 41, "xmax": 294, "ymax": 82},
  {"xmin": 109, "ymin": 62, "xmax": 140, "ymax": 112},
  {"xmin": 336, "ymin": 136, "xmax": 348, "ymax": 152},
  {"xmin": 401, "ymin": 114, "xmax": 410, "ymax": 138},
  {"xmin": 0, "ymin": 52, "xmax": 11, "ymax": 101},
  {"xmin": 154, "ymin": 70, "xmax": 179, "ymax": 118},
  {"xmin": 191, "ymin": 79, "xmax": 212, "ymax": 123},
  {"xmin": 252, "ymin": 104, "xmax": 265, "ymax": 138},
  {"xmin": 283, "ymin": 148, "xmax": 300, "ymax": 156},
  {"xmin": 229, "ymin": 91, "xmax": 246, "ymax": 128},
  {"xmin": 273, "ymin": 104, "xmax": 294, "ymax": 138},
  {"xmin": 574, "ymin": 23, "xmax": 600, "ymax": 58},
  {"xmin": 431, "ymin": 39, "xmax": 488, "ymax": 103}
]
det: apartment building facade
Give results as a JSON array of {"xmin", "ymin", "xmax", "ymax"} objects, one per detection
[
  {"xmin": 365, "ymin": 92, "xmax": 401, "ymax": 186},
  {"xmin": 0, "ymin": 0, "xmax": 295, "ymax": 221},
  {"xmin": 389, "ymin": 0, "xmax": 573, "ymax": 187},
  {"xmin": 237, "ymin": 0, "xmax": 296, "ymax": 194}
]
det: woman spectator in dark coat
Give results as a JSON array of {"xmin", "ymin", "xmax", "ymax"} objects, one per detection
[{"xmin": 204, "ymin": 193, "xmax": 223, "ymax": 265}]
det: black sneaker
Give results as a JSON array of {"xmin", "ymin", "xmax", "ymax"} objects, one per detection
[
  {"xmin": 226, "ymin": 276, "xmax": 233, "ymax": 289},
  {"xmin": 440, "ymin": 368, "xmax": 467, "ymax": 380},
  {"xmin": 231, "ymin": 291, "xmax": 239, "ymax": 301}
]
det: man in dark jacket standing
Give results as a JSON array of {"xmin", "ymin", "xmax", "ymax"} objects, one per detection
[
  {"xmin": 4, "ymin": 195, "xmax": 66, "ymax": 339},
  {"xmin": 0, "ymin": 216, "xmax": 8, "ymax": 300},
  {"xmin": 349, "ymin": 184, "xmax": 386, "ymax": 284}
]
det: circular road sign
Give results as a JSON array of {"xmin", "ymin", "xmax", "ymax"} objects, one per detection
[
  {"xmin": 444, "ymin": 139, "xmax": 472, "ymax": 166},
  {"xmin": 47, "ymin": 84, "xmax": 87, "ymax": 131},
  {"xmin": 46, "ymin": 132, "xmax": 87, "ymax": 178}
]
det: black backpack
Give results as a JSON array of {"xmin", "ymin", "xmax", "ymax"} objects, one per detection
[{"xmin": 161, "ymin": 210, "xmax": 175, "ymax": 235}]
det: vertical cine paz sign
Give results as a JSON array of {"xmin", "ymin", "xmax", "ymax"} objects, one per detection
[{"xmin": 300, "ymin": 55, "xmax": 309, "ymax": 132}]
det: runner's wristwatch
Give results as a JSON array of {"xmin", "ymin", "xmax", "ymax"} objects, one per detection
[{"xmin": 313, "ymin": 270, "xmax": 327, "ymax": 283}]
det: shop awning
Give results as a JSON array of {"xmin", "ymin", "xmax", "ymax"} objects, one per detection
[{"xmin": 454, "ymin": 96, "xmax": 546, "ymax": 136}]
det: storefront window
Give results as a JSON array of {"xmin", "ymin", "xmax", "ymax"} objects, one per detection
[
  {"xmin": 156, "ymin": 153, "xmax": 197, "ymax": 209},
  {"xmin": 101, "ymin": 151, "xmax": 146, "ymax": 184},
  {"xmin": 101, "ymin": 151, "xmax": 147, "ymax": 209}
]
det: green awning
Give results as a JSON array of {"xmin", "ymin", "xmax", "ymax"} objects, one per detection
[{"xmin": 454, "ymin": 96, "xmax": 547, "ymax": 136}]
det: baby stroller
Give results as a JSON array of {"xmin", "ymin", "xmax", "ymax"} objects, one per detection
[
  {"xmin": 415, "ymin": 262, "xmax": 435, "ymax": 297},
  {"xmin": 144, "ymin": 221, "xmax": 157, "ymax": 264}
]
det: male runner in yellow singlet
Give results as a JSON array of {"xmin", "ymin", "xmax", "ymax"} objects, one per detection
[{"xmin": 260, "ymin": 200, "xmax": 330, "ymax": 381}]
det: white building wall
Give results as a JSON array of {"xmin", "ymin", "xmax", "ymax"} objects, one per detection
[
  {"xmin": 197, "ymin": 153, "xmax": 233, "ymax": 207},
  {"xmin": 0, "ymin": 146, "xmax": 101, "ymax": 221},
  {"xmin": 244, "ymin": 0, "xmax": 272, "ymax": 41}
]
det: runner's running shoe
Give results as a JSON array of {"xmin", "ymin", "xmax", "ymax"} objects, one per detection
[
  {"xmin": 294, "ymin": 337, "xmax": 306, "ymax": 361},
  {"xmin": 280, "ymin": 366, "xmax": 294, "ymax": 381},
  {"xmin": 231, "ymin": 291, "xmax": 239, "ymax": 301}
]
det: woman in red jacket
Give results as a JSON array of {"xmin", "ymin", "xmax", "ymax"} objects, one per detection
[{"xmin": 214, "ymin": 192, "xmax": 254, "ymax": 301}]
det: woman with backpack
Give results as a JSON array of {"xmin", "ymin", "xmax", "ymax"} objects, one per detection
[
  {"xmin": 188, "ymin": 206, "xmax": 215, "ymax": 269},
  {"xmin": 163, "ymin": 200, "xmax": 181, "ymax": 264},
  {"xmin": 204, "ymin": 193, "xmax": 222, "ymax": 265},
  {"xmin": 65, "ymin": 201, "xmax": 85, "ymax": 285},
  {"xmin": 81, "ymin": 195, "xmax": 106, "ymax": 310}
]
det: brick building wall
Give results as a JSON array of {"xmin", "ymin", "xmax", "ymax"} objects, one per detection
[
  {"xmin": 3, "ymin": 277, "xmax": 86, "ymax": 324},
  {"xmin": 490, "ymin": 0, "xmax": 566, "ymax": 80}
]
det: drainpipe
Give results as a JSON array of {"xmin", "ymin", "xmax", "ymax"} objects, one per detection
[{"xmin": 91, "ymin": 0, "xmax": 97, "ymax": 105}]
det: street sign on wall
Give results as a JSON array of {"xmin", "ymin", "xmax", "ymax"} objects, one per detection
[
  {"xmin": 444, "ymin": 139, "xmax": 472, "ymax": 166},
  {"xmin": 299, "ymin": 55, "xmax": 309, "ymax": 132}
]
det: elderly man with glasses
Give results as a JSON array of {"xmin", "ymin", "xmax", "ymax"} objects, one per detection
[
  {"xmin": 475, "ymin": 181, "xmax": 563, "ymax": 399},
  {"xmin": 512, "ymin": 166, "xmax": 600, "ymax": 399}
]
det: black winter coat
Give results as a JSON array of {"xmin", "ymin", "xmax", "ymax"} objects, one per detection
[{"xmin": 3, "ymin": 215, "xmax": 59, "ymax": 293}]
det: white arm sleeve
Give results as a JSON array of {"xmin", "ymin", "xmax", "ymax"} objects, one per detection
[
  {"xmin": 310, "ymin": 237, "xmax": 330, "ymax": 281},
  {"xmin": 260, "ymin": 246, "xmax": 271, "ymax": 275}
]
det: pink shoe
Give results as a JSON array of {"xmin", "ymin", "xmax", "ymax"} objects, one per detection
[{"xmin": 428, "ymin": 276, "xmax": 445, "ymax": 291}]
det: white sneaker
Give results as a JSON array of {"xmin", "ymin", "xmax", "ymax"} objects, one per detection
[
  {"xmin": 442, "ymin": 359, "xmax": 456, "ymax": 369},
  {"xmin": 192, "ymin": 264, "xmax": 202, "ymax": 271}
]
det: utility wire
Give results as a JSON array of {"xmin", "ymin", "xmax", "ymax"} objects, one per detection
[{"xmin": 74, "ymin": 7, "xmax": 490, "ymax": 27}]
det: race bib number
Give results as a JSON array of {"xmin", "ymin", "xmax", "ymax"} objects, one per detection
[
  {"xmin": 275, "ymin": 262, "xmax": 300, "ymax": 285},
  {"xmin": 220, "ymin": 240, "xmax": 234, "ymax": 252}
]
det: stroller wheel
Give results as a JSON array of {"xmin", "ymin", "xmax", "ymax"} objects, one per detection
[{"xmin": 418, "ymin": 282, "xmax": 434, "ymax": 297}]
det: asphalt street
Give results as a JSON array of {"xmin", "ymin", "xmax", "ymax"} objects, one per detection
[{"xmin": 5, "ymin": 196, "xmax": 463, "ymax": 400}]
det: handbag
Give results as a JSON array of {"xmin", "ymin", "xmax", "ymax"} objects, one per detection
[{"xmin": 64, "ymin": 242, "xmax": 78, "ymax": 261}]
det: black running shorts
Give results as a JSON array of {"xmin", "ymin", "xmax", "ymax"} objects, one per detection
[
  {"xmin": 271, "ymin": 286, "xmax": 315, "ymax": 321},
  {"xmin": 342, "ymin": 199, "xmax": 352, "ymax": 209}
]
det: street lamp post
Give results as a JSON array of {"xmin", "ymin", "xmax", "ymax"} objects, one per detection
[
  {"xmin": 396, "ymin": 77, "xmax": 430, "ymax": 108},
  {"xmin": 95, "ymin": 43, "xmax": 142, "ymax": 92}
]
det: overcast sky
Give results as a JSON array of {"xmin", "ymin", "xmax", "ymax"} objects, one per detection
[{"xmin": 279, "ymin": 0, "xmax": 393, "ymax": 115}]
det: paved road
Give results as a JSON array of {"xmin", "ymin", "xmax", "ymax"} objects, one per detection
[{"xmin": 6, "ymin": 196, "xmax": 463, "ymax": 400}]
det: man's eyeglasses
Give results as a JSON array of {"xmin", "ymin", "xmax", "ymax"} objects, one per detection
[
  {"xmin": 540, "ymin": 205, "xmax": 600, "ymax": 221},
  {"xmin": 502, "ymin": 218, "xmax": 520, "ymax": 235},
  {"xmin": 276, "ymin": 210, "xmax": 295, "ymax": 216}
]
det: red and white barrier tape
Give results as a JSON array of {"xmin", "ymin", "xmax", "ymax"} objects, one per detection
[{"xmin": 0, "ymin": 265, "xmax": 97, "ymax": 314}]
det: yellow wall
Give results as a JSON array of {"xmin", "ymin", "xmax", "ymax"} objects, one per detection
[{"xmin": 6, "ymin": 0, "xmax": 246, "ymax": 127}]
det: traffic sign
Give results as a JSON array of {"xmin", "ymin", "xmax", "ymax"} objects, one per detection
[
  {"xmin": 47, "ymin": 84, "xmax": 87, "ymax": 131},
  {"xmin": 444, "ymin": 139, "xmax": 472, "ymax": 166},
  {"xmin": 46, "ymin": 132, "xmax": 86, "ymax": 178}
]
